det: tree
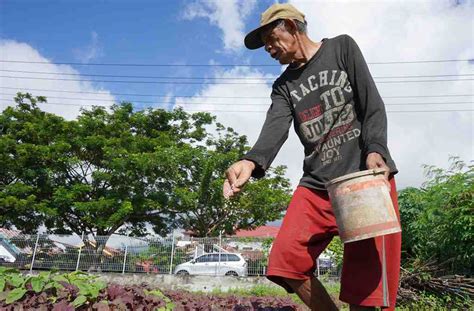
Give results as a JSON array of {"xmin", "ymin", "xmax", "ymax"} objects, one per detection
[
  {"xmin": 1, "ymin": 93, "xmax": 291, "ymax": 244},
  {"xmin": 0, "ymin": 94, "xmax": 54, "ymax": 232},
  {"xmin": 166, "ymin": 122, "xmax": 292, "ymax": 237},
  {"xmin": 398, "ymin": 157, "xmax": 473, "ymax": 275}
]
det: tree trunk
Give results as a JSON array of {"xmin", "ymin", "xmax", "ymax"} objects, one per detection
[{"xmin": 88, "ymin": 235, "xmax": 109, "ymax": 272}]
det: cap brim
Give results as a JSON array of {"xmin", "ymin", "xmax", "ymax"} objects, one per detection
[{"xmin": 244, "ymin": 25, "xmax": 266, "ymax": 50}]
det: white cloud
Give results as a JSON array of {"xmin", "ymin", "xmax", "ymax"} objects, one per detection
[
  {"xmin": 182, "ymin": 0, "xmax": 257, "ymax": 52},
  {"xmin": 290, "ymin": 0, "xmax": 473, "ymax": 188},
  {"xmin": 173, "ymin": 66, "xmax": 306, "ymax": 188},
  {"xmin": 182, "ymin": 0, "xmax": 473, "ymax": 189},
  {"xmin": 73, "ymin": 31, "xmax": 104, "ymax": 63},
  {"xmin": 0, "ymin": 39, "xmax": 115, "ymax": 120}
]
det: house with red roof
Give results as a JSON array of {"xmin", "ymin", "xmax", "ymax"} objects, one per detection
[{"xmin": 233, "ymin": 225, "xmax": 280, "ymax": 238}]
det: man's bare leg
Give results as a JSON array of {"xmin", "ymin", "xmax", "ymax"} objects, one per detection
[{"xmin": 284, "ymin": 277, "xmax": 338, "ymax": 311}]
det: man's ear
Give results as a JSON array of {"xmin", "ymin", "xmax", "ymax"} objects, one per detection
[{"xmin": 283, "ymin": 19, "xmax": 298, "ymax": 34}]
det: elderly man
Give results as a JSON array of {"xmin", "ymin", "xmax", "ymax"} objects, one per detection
[{"xmin": 223, "ymin": 3, "xmax": 401, "ymax": 311}]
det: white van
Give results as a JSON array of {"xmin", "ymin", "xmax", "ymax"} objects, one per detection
[{"xmin": 174, "ymin": 253, "xmax": 248, "ymax": 276}]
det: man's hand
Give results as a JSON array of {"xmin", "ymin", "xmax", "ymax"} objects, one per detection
[
  {"xmin": 366, "ymin": 152, "xmax": 391, "ymax": 188},
  {"xmin": 223, "ymin": 160, "xmax": 256, "ymax": 198}
]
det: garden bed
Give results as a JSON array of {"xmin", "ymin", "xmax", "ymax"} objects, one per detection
[{"xmin": 0, "ymin": 267, "xmax": 306, "ymax": 310}]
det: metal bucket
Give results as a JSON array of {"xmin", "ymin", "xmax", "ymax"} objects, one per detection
[{"xmin": 326, "ymin": 168, "xmax": 401, "ymax": 243}]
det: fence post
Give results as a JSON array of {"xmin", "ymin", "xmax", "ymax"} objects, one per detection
[
  {"xmin": 29, "ymin": 233, "xmax": 40, "ymax": 274},
  {"xmin": 76, "ymin": 232, "xmax": 84, "ymax": 271},
  {"xmin": 169, "ymin": 231, "xmax": 176, "ymax": 275},
  {"xmin": 122, "ymin": 235, "xmax": 129, "ymax": 274},
  {"xmin": 217, "ymin": 231, "xmax": 222, "ymax": 276}
]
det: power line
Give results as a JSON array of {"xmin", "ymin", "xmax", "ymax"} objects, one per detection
[
  {"xmin": 0, "ymin": 93, "xmax": 471, "ymax": 106},
  {"xmin": 1, "ymin": 97, "xmax": 472, "ymax": 114},
  {"xmin": 182, "ymin": 109, "xmax": 473, "ymax": 113},
  {"xmin": 1, "ymin": 69, "xmax": 472, "ymax": 80},
  {"xmin": 1, "ymin": 86, "xmax": 472, "ymax": 100},
  {"xmin": 0, "ymin": 70, "xmax": 272, "ymax": 80},
  {"xmin": 0, "ymin": 59, "xmax": 472, "ymax": 66},
  {"xmin": 2, "ymin": 75, "xmax": 473, "ymax": 85}
]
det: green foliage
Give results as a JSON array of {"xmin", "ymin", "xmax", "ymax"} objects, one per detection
[
  {"xmin": 1, "ymin": 93, "xmax": 292, "ymax": 243},
  {"xmin": 64, "ymin": 271, "xmax": 107, "ymax": 302},
  {"xmin": 169, "ymin": 123, "xmax": 292, "ymax": 237},
  {"xmin": 5, "ymin": 288, "xmax": 27, "ymax": 304},
  {"xmin": 71, "ymin": 295, "xmax": 87, "ymax": 308},
  {"xmin": 326, "ymin": 236, "xmax": 343, "ymax": 268},
  {"xmin": 0, "ymin": 267, "xmax": 60, "ymax": 304},
  {"xmin": 0, "ymin": 267, "xmax": 179, "ymax": 309},
  {"xmin": 31, "ymin": 274, "xmax": 46, "ymax": 292},
  {"xmin": 261, "ymin": 237, "xmax": 274, "ymax": 259},
  {"xmin": 397, "ymin": 291, "xmax": 472, "ymax": 311},
  {"xmin": 145, "ymin": 289, "xmax": 175, "ymax": 310},
  {"xmin": 398, "ymin": 157, "xmax": 473, "ymax": 274}
]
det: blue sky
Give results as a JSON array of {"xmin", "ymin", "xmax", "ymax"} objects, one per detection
[
  {"xmin": 0, "ymin": 0, "xmax": 473, "ymax": 191},
  {"xmin": 1, "ymin": 0, "xmax": 250, "ymax": 64},
  {"xmin": 0, "ymin": 0, "xmax": 282, "ymax": 110}
]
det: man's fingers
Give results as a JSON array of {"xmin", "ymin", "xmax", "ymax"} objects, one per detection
[
  {"xmin": 223, "ymin": 179, "xmax": 234, "ymax": 198},
  {"xmin": 366, "ymin": 153, "xmax": 391, "ymax": 192},
  {"xmin": 232, "ymin": 187, "xmax": 242, "ymax": 194},
  {"xmin": 380, "ymin": 165, "xmax": 391, "ymax": 192},
  {"xmin": 224, "ymin": 160, "xmax": 255, "ymax": 198},
  {"xmin": 225, "ymin": 167, "xmax": 238, "ymax": 187},
  {"xmin": 233, "ymin": 177, "xmax": 248, "ymax": 188}
]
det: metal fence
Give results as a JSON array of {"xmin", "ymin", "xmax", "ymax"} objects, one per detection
[{"xmin": 0, "ymin": 231, "xmax": 340, "ymax": 278}]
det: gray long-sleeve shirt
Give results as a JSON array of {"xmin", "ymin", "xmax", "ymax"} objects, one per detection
[{"xmin": 243, "ymin": 34, "xmax": 397, "ymax": 190}]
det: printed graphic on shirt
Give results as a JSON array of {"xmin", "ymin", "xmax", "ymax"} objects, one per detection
[
  {"xmin": 292, "ymin": 69, "xmax": 359, "ymax": 166},
  {"xmin": 317, "ymin": 127, "xmax": 361, "ymax": 165},
  {"xmin": 289, "ymin": 70, "xmax": 352, "ymax": 105},
  {"xmin": 300, "ymin": 104, "xmax": 354, "ymax": 143}
]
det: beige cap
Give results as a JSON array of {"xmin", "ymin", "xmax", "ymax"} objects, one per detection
[{"xmin": 244, "ymin": 3, "xmax": 305, "ymax": 50}]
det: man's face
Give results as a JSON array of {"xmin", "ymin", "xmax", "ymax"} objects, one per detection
[{"xmin": 260, "ymin": 20, "xmax": 297, "ymax": 65}]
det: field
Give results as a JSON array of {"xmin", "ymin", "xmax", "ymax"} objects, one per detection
[{"xmin": 3, "ymin": 267, "xmax": 470, "ymax": 310}]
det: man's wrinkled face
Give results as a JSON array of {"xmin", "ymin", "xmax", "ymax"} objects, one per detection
[{"xmin": 260, "ymin": 20, "xmax": 296, "ymax": 65}]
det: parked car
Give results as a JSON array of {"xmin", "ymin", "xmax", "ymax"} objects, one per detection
[
  {"xmin": 174, "ymin": 253, "xmax": 248, "ymax": 276},
  {"xmin": 318, "ymin": 257, "xmax": 334, "ymax": 269}
]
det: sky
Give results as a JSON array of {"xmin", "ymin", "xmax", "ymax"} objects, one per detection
[{"xmin": 0, "ymin": 0, "xmax": 473, "ymax": 193}]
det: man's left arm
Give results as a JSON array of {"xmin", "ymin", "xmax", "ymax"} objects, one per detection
[{"xmin": 343, "ymin": 35, "xmax": 391, "ymax": 179}]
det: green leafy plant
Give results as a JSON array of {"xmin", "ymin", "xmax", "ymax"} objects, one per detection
[
  {"xmin": 326, "ymin": 236, "xmax": 343, "ymax": 268},
  {"xmin": 145, "ymin": 289, "xmax": 175, "ymax": 310},
  {"xmin": 399, "ymin": 157, "xmax": 473, "ymax": 274}
]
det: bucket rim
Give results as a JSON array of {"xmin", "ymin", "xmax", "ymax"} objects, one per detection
[{"xmin": 325, "ymin": 168, "xmax": 387, "ymax": 187}]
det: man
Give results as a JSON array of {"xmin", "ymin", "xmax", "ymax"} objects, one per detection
[{"xmin": 223, "ymin": 3, "xmax": 401, "ymax": 311}]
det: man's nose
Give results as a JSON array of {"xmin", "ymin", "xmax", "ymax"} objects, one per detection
[{"xmin": 264, "ymin": 43, "xmax": 272, "ymax": 53}]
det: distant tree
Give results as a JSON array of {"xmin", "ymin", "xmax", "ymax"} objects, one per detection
[
  {"xmin": 167, "ymin": 121, "xmax": 292, "ymax": 237},
  {"xmin": 326, "ymin": 237, "xmax": 343, "ymax": 269},
  {"xmin": 398, "ymin": 157, "xmax": 473, "ymax": 274},
  {"xmin": 0, "ymin": 93, "xmax": 291, "ymax": 244},
  {"xmin": 0, "ymin": 94, "xmax": 54, "ymax": 232}
]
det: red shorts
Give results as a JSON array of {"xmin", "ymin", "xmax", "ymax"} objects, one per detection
[{"xmin": 267, "ymin": 178, "xmax": 401, "ymax": 309}]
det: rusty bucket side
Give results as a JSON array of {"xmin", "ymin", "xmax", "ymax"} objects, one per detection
[{"xmin": 326, "ymin": 169, "xmax": 401, "ymax": 243}]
